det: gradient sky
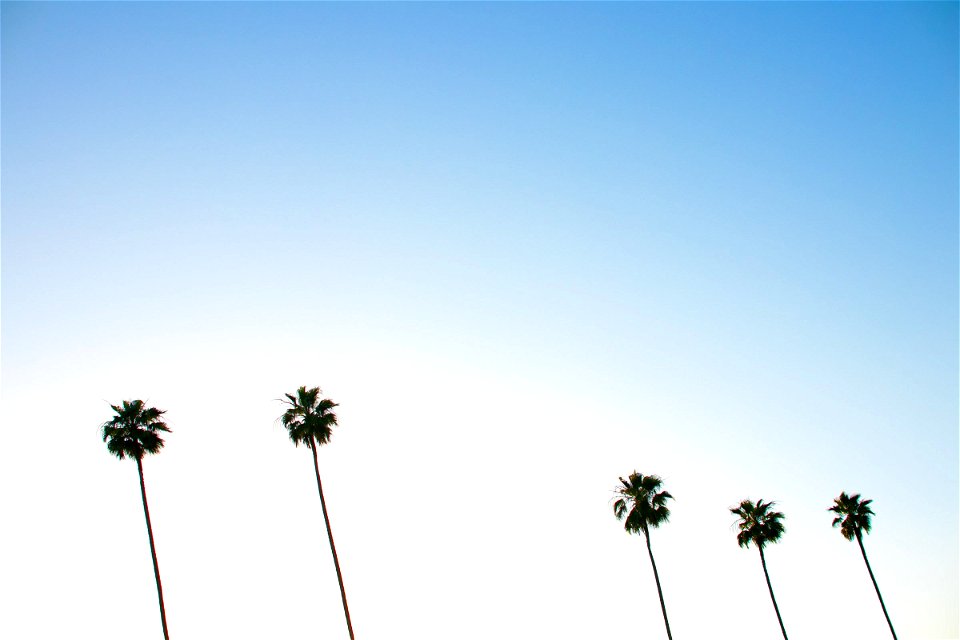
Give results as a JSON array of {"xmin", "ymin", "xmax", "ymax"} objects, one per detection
[{"xmin": 2, "ymin": 2, "xmax": 957, "ymax": 639}]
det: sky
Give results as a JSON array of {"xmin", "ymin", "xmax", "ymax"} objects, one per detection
[{"xmin": 1, "ymin": 2, "xmax": 957, "ymax": 639}]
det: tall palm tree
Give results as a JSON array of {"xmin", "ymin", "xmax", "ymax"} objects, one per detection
[
  {"xmin": 280, "ymin": 386, "xmax": 354, "ymax": 640},
  {"xmin": 731, "ymin": 499, "xmax": 788, "ymax": 640},
  {"xmin": 101, "ymin": 399, "xmax": 172, "ymax": 640},
  {"xmin": 830, "ymin": 492, "xmax": 898, "ymax": 640},
  {"xmin": 613, "ymin": 472, "xmax": 674, "ymax": 640}
]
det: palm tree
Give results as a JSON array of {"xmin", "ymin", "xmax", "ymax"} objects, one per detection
[
  {"xmin": 101, "ymin": 399, "xmax": 172, "ymax": 640},
  {"xmin": 280, "ymin": 386, "xmax": 355, "ymax": 640},
  {"xmin": 613, "ymin": 472, "xmax": 674, "ymax": 640},
  {"xmin": 830, "ymin": 492, "xmax": 898, "ymax": 640},
  {"xmin": 731, "ymin": 499, "xmax": 788, "ymax": 640}
]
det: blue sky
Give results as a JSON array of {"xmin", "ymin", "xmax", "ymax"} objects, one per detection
[{"xmin": 2, "ymin": 2, "xmax": 957, "ymax": 639}]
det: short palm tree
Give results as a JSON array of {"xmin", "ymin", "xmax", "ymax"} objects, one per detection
[
  {"xmin": 101, "ymin": 399, "xmax": 172, "ymax": 640},
  {"xmin": 280, "ymin": 386, "xmax": 354, "ymax": 640},
  {"xmin": 731, "ymin": 499, "xmax": 788, "ymax": 640},
  {"xmin": 613, "ymin": 472, "xmax": 674, "ymax": 640},
  {"xmin": 830, "ymin": 492, "xmax": 898, "ymax": 640}
]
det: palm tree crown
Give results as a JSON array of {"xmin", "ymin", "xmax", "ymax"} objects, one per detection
[
  {"xmin": 101, "ymin": 399, "xmax": 170, "ymax": 461},
  {"xmin": 829, "ymin": 492, "xmax": 874, "ymax": 540},
  {"xmin": 613, "ymin": 472, "xmax": 673, "ymax": 535},
  {"xmin": 280, "ymin": 386, "xmax": 339, "ymax": 447},
  {"xmin": 731, "ymin": 499, "xmax": 786, "ymax": 550}
]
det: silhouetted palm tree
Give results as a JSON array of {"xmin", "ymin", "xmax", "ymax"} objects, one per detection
[
  {"xmin": 280, "ymin": 386, "xmax": 354, "ymax": 640},
  {"xmin": 613, "ymin": 472, "xmax": 674, "ymax": 640},
  {"xmin": 731, "ymin": 499, "xmax": 788, "ymax": 640},
  {"xmin": 830, "ymin": 492, "xmax": 898, "ymax": 640},
  {"xmin": 101, "ymin": 399, "xmax": 172, "ymax": 640}
]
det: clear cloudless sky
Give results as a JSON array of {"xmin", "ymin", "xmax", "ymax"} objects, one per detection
[{"xmin": 2, "ymin": 2, "xmax": 957, "ymax": 639}]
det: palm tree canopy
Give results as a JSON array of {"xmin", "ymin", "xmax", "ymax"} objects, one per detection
[
  {"xmin": 613, "ymin": 472, "xmax": 673, "ymax": 535},
  {"xmin": 829, "ymin": 492, "xmax": 874, "ymax": 541},
  {"xmin": 280, "ymin": 386, "xmax": 339, "ymax": 447},
  {"xmin": 731, "ymin": 499, "xmax": 786, "ymax": 550},
  {"xmin": 101, "ymin": 399, "xmax": 170, "ymax": 461}
]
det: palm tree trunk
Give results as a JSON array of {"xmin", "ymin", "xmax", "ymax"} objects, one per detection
[
  {"xmin": 137, "ymin": 458, "xmax": 170, "ymax": 640},
  {"xmin": 643, "ymin": 529, "xmax": 673, "ymax": 640},
  {"xmin": 758, "ymin": 546, "xmax": 787, "ymax": 640},
  {"xmin": 310, "ymin": 438, "xmax": 355, "ymax": 640},
  {"xmin": 856, "ymin": 531, "xmax": 898, "ymax": 640}
]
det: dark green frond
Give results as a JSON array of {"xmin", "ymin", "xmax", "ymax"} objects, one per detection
[
  {"xmin": 731, "ymin": 498, "xmax": 785, "ymax": 550},
  {"xmin": 612, "ymin": 471, "xmax": 673, "ymax": 536},
  {"xmin": 100, "ymin": 399, "xmax": 170, "ymax": 462},
  {"xmin": 625, "ymin": 509, "xmax": 647, "ymax": 535},
  {"xmin": 652, "ymin": 490, "xmax": 673, "ymax": 508},
  {"xmin": 829, "ymin": 491, "xmax": 875, "ymax": 541},
  {"xmin": 613, "ymin": 498, "xmax": 627, "ymax": 520},
  {"xmin": 279, "ymin": 386, "xmax": 340, "ymax": 449}
]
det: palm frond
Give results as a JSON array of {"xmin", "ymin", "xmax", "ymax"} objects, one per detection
[
  {"xmin": 829, "ymin": 491, "xmax": 875, "ymax": 541},
  {"xmin": 613, "ymin": 498, "xmax": 627, "ymax": 520},
  {"xmin": 731, "ymin": 498, "xmax": 786, "ymax": 549},
  {"xmin": 612, "ymin": 471, "xmax": 673, "ymax": 536},
  {"xmin": 100, "ymin": 400, "xmax": 170, "ymax": 461},
  {"xmin": 279, "ymin": 386, "xmax": 340, "ymax": 448}
]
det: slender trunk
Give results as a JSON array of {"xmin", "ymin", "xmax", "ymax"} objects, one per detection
[
  {"xmin": 758, "ymin": 546, "xmax": 788, "ymax": 640},
  {"xmin": 856, "ymin": 531, "xmax": 898, "ymax": 640},
  {"xmin": 310, "ymin": 438, "xmax": 355, "ymax": 640},
  {"xmin": 643, "ymin": 528, "xmax": 673, "ymax": 640},
  {"xmin": 137, "ymin": 458, "xmax": 170, "ymax": 640}
]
